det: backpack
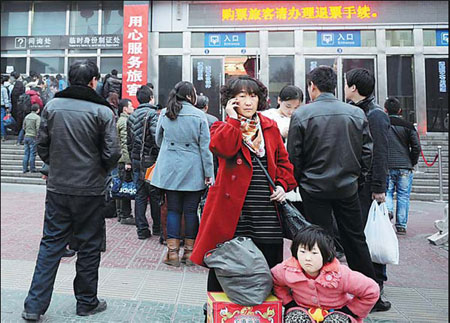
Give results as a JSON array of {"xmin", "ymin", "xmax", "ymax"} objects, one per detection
[{"xmin": 17, "ymin": 93, "xmax": 31, "ymax": 115}]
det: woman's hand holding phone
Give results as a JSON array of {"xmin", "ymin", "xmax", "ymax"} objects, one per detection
[{"xmin": 225, "ymin": 98, "xmax": 239, "ymax": 120}]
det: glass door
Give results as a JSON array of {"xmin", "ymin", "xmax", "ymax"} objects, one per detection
[
  {"xmin": 192, "ymin": 57, "xmax": 223, "ymax": 120},
  {"xmin": 425, "ymin": 57, "xmax": 448, "ymax": 132},
  {"xmin": 304, "ymin": 57, "xmax": 337, "ymax": 104}
]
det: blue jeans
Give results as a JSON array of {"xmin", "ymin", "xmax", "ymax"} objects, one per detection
[
  {"xmin": 386, "ymin": 169, "xmax": 414, "ymax": 229},
  {"xmin": 1, "ymin": 106, "xmax": 6, "ymax": 138},
  {"xmin": 17, "ymin": 128, "xmax": 25, "ymax": 144},
  {"xmin": 166, "ymin": 190, "xmax": 203, "ymax": 239},
  {"xmin": 23, "ymin": 137, "xmax": 37, "ymax": 171},
  {"xmin": 132, "ymin": 163, "xmax": 161, "ymax": 234}
]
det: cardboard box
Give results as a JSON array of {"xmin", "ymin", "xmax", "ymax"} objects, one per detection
[{"xmin": 207, "ymin": 292, "xmax": 282, "ymax": 323}]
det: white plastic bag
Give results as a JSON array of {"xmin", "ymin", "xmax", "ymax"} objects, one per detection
[{"xmin": 364, "ymin": 200, "xmax": 399, "ymax": 265}]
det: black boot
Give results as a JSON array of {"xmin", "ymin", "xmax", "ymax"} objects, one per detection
[{"xmin": 370, "ymin": 297, "xmax": 391, "ymax": 312}]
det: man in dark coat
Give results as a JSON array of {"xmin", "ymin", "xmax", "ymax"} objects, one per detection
[
  {"xmin": 345, "ymin": 67, "xmax": 391, "ymax": 312},
  {"xmin": 288, "ymin": 66, "xmax": 389, "ymax": 315},
  {"xmin": 22, "ymin": 60, "xmax": 121, "ymax": 321},
  {"xmin": 103, "ymin": 69, "xmax": 122, "ymax": 99},
  {"xmin": 127, "ymin": 85, "xmax": 161, "ymax": 240}
]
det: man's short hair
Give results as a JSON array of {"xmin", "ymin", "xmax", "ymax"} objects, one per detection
[
  {"xmin": 306, "ymin": 66, "xmax": 337, "ymax": 94},
  {"xmin": 118, "ymin": 98, "xmax": 132, "ymax": 114},
  {"xmin": 146, "ymin": 82, "xmax": 154, "ymax": 89},
  {"xmin": 68, "ymin": 60, "xmax": 100, "ymax": 86},
  {"xmin": 345, "ymin": 68, "xmax": 375, "ymax": 97},
  {"xmin": 111, "ymin": 69, "xmax": 118, "ymax": 76},
  {"xmin": 384, "ymin": 97, "xmax": 401, "ymax": 115},
  {"xmin": 136, "ymin": 85, "xmax": 153, "ymax": 104},
  {"xmin": 30, "ymin": 103, "xmax": 40, "ymax": 112},
  {"xmin": 2, "ymin": 75, "xmax": 9, "ymax": 84}
]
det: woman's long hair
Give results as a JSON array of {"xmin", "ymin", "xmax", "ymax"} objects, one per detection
[{"xmin": 166, "ymin": 81, "xmax": 197, "ymax": 120}]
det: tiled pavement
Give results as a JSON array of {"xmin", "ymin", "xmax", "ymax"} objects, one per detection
[{"xmin": 1, "ymin": 183, "xmax": 448, "ymax": 322}]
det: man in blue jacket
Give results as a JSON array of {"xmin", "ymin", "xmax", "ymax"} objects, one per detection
[
  {"xmin": 345, "ymin": 68, "xmax": 391, "ymax": 312},
  {"xmin": 22, "ymin": 60, "xmax": 121, "ymax": 321}
]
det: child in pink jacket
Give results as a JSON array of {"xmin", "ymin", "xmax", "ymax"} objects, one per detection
[{"xmin": 271, "ymin": 225, "xmax": 379, "ymax": 323}]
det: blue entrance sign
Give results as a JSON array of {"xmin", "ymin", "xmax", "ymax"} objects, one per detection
[
  {"xmin": 436, "ymin": 30, "xmax": 449, "ymax": 46},
  {"xmin": 317, "ymin": 31, "xmax": 361, "ymax": 47},
  {"xmin": 204, "ymin": 33, "xmax": 246, "ymax": 48}
]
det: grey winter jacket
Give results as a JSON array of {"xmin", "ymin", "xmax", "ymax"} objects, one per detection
[{"xmin": 151, "ymin": 101, "xmax": 214, "ymax": 191}]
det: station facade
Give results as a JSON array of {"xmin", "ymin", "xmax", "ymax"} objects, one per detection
[{"xmin": 1, "ymin": 1, "xmax": 448, "ymax": 133}]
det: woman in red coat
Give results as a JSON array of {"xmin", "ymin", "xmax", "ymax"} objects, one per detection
[{"xmin": 190, "ymin": 76, "xmax": 297, "ymax": 293}]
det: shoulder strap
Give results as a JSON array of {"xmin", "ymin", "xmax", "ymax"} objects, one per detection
[{"xmin": 252, "ymin": 154, "xmax": 277, "ymax": 190}]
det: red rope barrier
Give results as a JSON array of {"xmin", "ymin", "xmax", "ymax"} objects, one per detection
[{"xmin": 416, "ymin": 131, "xmax": 439, "ymax": 167}]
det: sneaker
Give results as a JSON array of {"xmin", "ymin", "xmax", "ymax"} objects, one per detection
[
  {"xmin": 30, "ymin": 169, "xmax": 39, "ymax": 173},
  {"xmin": 62, "ymin": 248, "xmax": 76, "ymax": 258},
  {"xmin": 23, "ymin": 170, "xmax": 29, "ymax": 173},
  {"xmin": 76, "ymin": 299, "xmax": 107, "ymax": 316},
  {"xmin": 21, "ymin": 310, "xmax": 41, "ymax": 321},
  {"xmin": 120, "ymin": 217, "xmax": 136, "ymax": 225},
  {"xmin": 396, "ymin": 227, "xmax": 406, "ymax": 235},
  {"xmin": 137, "ymin": 229, "xmax": 151, "ymax": 240},
  {"xmin": 152, "ymin": 226, "xmax": 161, "ymax": 236},
  {"xmin": 370, "ymin": 297, "xmax": 391, "ymax": 312}
]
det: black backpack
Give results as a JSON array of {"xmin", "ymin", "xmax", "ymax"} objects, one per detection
[{"xmin": 17, "ymin": 93, "xmax": 31, "ymax": 114}]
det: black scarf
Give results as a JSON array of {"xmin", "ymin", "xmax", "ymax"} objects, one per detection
[{"xmin": 55, "ymin": 85, "xmax": 113, "ymax": 111}]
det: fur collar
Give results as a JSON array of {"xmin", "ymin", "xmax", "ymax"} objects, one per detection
[
  {"xmin": 283, "ymin": 257, "xmax": 342, "ymax": 288},
  {"xmin": 55, "ymin": 85, "xmax": 113, "ymax": 111}
]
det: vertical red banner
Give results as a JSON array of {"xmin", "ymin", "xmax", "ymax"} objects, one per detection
[{"xmin": 122, "ymin": 4, "xmax": 149, "ymax": 108}]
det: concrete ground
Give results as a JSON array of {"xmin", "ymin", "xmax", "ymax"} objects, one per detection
[{"xmin": 1, "ymin": 183, "xmax": 448, "ymax": 322}]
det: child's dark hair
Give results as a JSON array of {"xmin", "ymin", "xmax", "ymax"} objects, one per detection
[
  {"xmin": 196, "ymin": 94, "xmax": 209, "ymax": 109},
  {"xmin": 279, "ymin": 85, "xmax": 304, "ymax": 104},
  {"xmin": 220, "ymin": 76, "xmax": 268, "ymax": 111},
  {"xmin": 118, "ymin": 98, "xmax": 131, "ymax": 115},
  {"xmin": 166, "ymin": 81, "xmax": 197, "ymax": 120},
  {"xmin": 291, "ymin": 225, "xmax": 336, "ymax": 264},
  {"xmin": 384, "ymin": 97, "xmax": 401, "ymax": 115},
  {"xmin": 30, "ymin": 103, "xmax": 40, "ymax": 112}
]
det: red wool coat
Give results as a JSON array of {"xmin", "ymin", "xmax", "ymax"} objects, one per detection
[{"xmin": 190, "ymin": 113, "xmax": 297, "ymax": 266}]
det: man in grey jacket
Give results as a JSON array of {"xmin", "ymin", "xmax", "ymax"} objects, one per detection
[{"xmin": 22, "ymin": 60, "xmax": 121, "ymax": 321}]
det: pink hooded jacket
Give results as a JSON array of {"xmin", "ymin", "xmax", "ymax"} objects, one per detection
[{"xmin": 271, "ymin": 257, "xmax": 379, "ymax": 323}]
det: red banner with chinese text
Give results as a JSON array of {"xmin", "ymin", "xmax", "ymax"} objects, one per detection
[{"xmin": 122, "ymin": 4, "xmax": 149, "ymax": 108}]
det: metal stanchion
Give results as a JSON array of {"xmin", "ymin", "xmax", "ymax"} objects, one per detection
[{"xmin": 437, "ymin": 146, "xmax": 444, "ymax": 202}]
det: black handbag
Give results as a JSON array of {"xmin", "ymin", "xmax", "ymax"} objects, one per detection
[{"xmin": 252, "ymin": 155, "xmax": 311, "ymax": 240}]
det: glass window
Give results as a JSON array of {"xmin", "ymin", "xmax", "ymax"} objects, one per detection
[
  {"xmin": 1, "ymin": 50, "xmax": 27, "ymax": 54},
  {"xmin": 102, "ymin": 1, "xmax": 123, "ymax": 35},
  {"xmin": 101, "ymin": 49, "xmax": 122, "ymax": 54},
  {"xmin": 269, "ymin": 31, "xmax": 294, "ymax": 47},
  {"xmin": 69, "ymin": 49, "xmax": 97, "ymax": 54},
  {"xmin": 31, "ymin": 50, "xmax": 65, "ymax": 55},
  {"xmin": 100, "ymin": 57, "xmax": 122, "ymax": 74},
  {"xmin": 246, "ymin": 32, "xmax": 259, "ymax": 47},
  {"xmin": 32, "ymin": 2, "xmax": 67, "ymax": 36},
  {"xmin": 68, "ymin": 57, "xmax": 97, "ymax": 68},
  {"xmin": 423, "ymin": 30, "xmax": 436, "ymax": 46},
  {"xmin": 70, "ymin": 2, "xmax": 99, "ymax": 35},
  {"xmin": 30, "ymin": 57, "xmax": 64, "ymax": 74},
  {"xmin": 425, "ymin": 58, "xmax": 448, "ymax": 132},
  {"xmin": 387, "ymin": 56, "xmax": 415, "ymax": 123},
  {"xmin": 159, "ymin": 33, "xmax": 182, "ymax": 48},
  {"xmin": 303, "ymin": 31, "xmax": 317, "ymax": 47},
  {"xmin": 361, "ymin": 30, "xmax": 376, "ymax": 47},
  {"xmin": 159, "ymin": 56, "xmax": 182, "ymax": 107},
  {"xmin": 269, "ymin": 56, "xmax": 294, "ymax": 109},
  {"xmin": 1, "ymin": 1, "xmax": 29, "ymax": 36},
  {"xmin": 1, "ymin": 57, "xmax": 26, "ymax": 74},
  {"xmin": 386, "ymin": 30, "xmax": 414, "ymax": 47},
  {"xmin": 191, "ymin": 33, "xmax": 204, "ymax": 48}
]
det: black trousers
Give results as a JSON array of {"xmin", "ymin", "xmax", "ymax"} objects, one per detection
[
  {"xmin": 115, "ymin": 163, "xmax": 132, "ymax": 219},
  {"xmin": 24, "ymin": 191, "xmax": 105, "ymax": 315},
  {"xmin": 299, "ymin": 188, "xmax": 377, "ymax": 283},
  {"xmin": 359, "ymin": 183, "xmax": 388, "ymax": 286},
  {"xmin": 207, "ymin": 241, "xmax": 283, "ymax": 292}
]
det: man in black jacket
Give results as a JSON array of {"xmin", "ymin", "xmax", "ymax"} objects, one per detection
[
  {"xmin": 127, "ymin": 85, "xmax": 161, "ymax": 240},
  {"xmin": 103, "ymin": 69, "xmax": 122, "ymax": 99},
  {"xmin": 22, "ymin": 60, "xmax": 121, "ymax": 321},
  {"xmin": 345, "ymin": 68, "xmax": 391, "ymax": 312},
  {"xmin": 288, "ymin": 67, "xmax": 381, "ymax": 318},
  {"xmin": 384, "ymin": 97, "xmax": 421, "ymax": 235}
]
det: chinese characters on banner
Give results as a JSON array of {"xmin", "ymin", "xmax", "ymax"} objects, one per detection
[
  {"xmin": 122, "ymin": 4, "xmax": 149, "ymax": 108},
  {"xmin": 222, "ymin": 4, "xmax": 378, "ymax": 22}
]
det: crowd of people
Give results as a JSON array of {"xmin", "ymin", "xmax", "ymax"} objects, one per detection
[{"xmin": 8, "ymin": 59, "xmax": 422, "ymax": 322}]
